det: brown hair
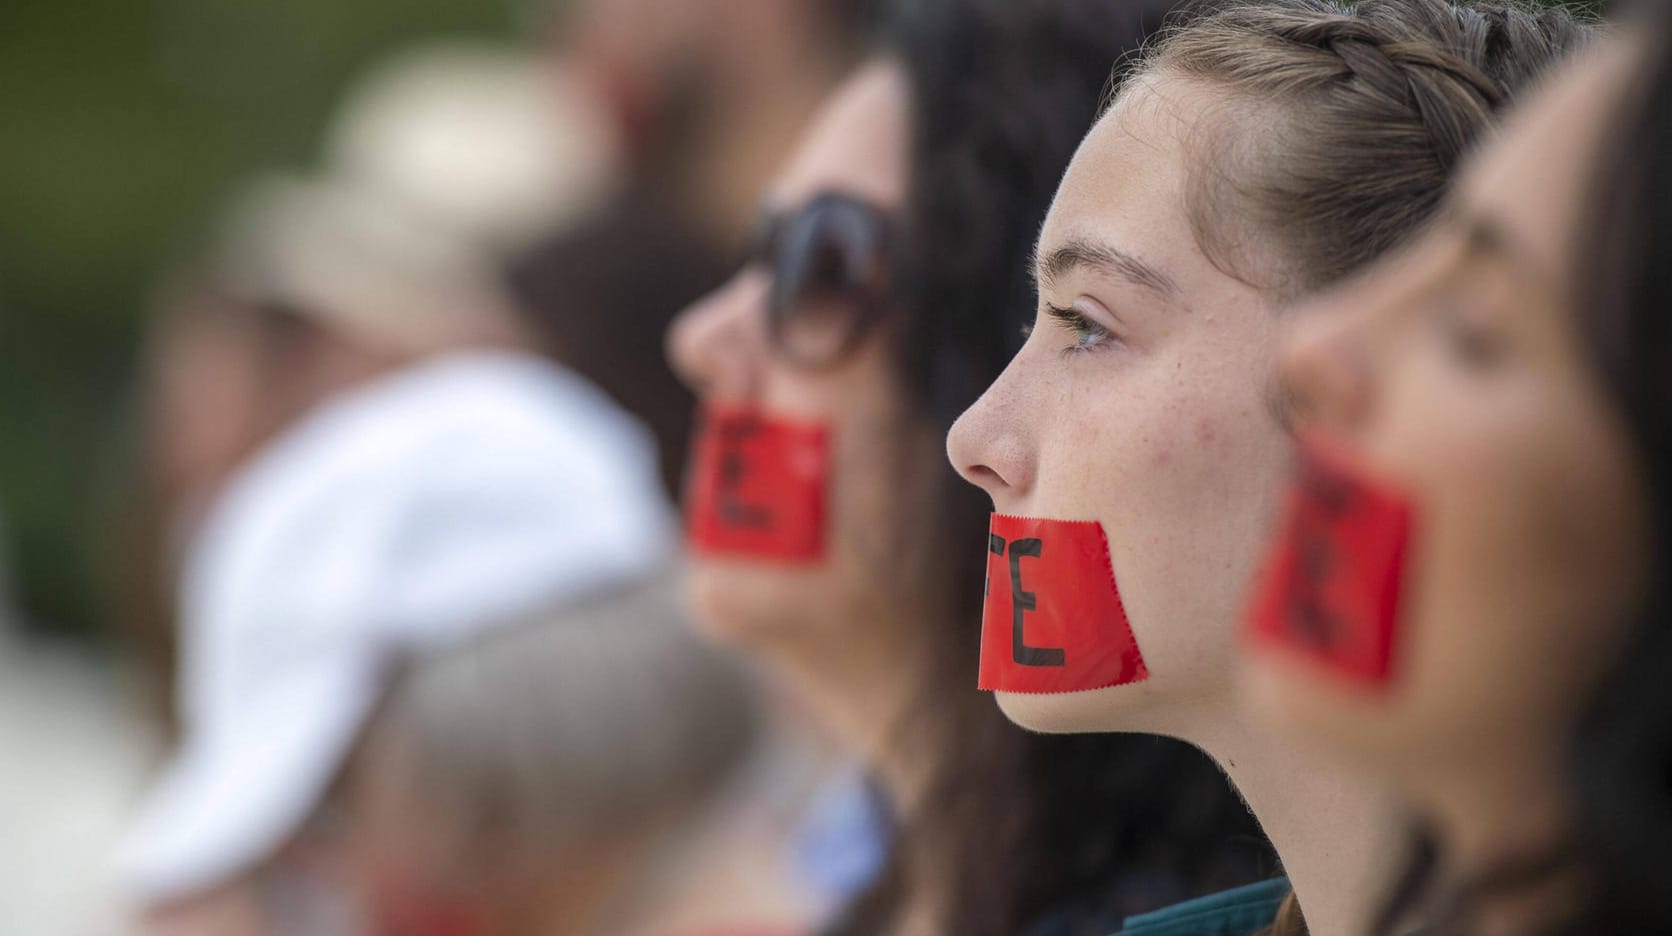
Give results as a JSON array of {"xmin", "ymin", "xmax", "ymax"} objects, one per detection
[{"xmin": 1133, "ymin": 0, "xmax": 1595, "ymax": 299}]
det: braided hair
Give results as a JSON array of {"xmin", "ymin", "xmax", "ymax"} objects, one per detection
[{"xmin": 1136, "ymin": 0, "xmax": 1594, "ymax": 300}]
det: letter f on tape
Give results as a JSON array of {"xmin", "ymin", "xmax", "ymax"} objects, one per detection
[
  {"xmin": 978, "ymin": 514, "xmax": 1148, "ymax": 693},
  {"xmin": 685, "ymin": 403, "xmax": 829, "ymax": 562},
  {"xmin": 1245, "ymin": 434, "xmax": 1415, "ymax": 689}
]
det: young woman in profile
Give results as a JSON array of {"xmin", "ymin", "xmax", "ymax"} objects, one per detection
[
  {"xmin": 947, "ymin": 2, "xmax": 1593, "ymax": 934},
  {"xmin": 1246, "ymin": 17, "xmax": 1672, "ymax": 934},
  {"xmin": 667, "ymin": 2, "xmax": 1276, "ymax": 934}
]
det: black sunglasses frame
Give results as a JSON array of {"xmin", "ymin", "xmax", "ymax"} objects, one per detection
[{"xmin": 753, "ymin": 192, "xmax": 900, "ymax": 369}]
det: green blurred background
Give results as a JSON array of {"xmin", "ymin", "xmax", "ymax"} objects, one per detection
[
  {"xmin": 0, "ymin": 0, "xmax": 521, "ymax": 639},
  {"xmin": 0, "ymin": 0, "xmax": 1606, "ymax": 642}
]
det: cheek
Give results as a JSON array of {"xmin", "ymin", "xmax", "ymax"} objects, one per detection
[
  {"xmin": 1401, "ymin": 436, "xmax": 1641, "ymax": 748},
  {"xmin": 1272, "ymin": 384, "xmax": 1649, "ymax": 773},
  {"xmin": 684, "ymin": 343, "xmax": 937, "ymax": 641},
  {"xmin": 1038, "ymin": 362, "xmax": 1289, "ymax": 688}
]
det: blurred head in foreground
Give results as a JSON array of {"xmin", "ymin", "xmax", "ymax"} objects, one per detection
[{"xmin": 1245, "ymin": 17, "xmax": 1672, "ymax": 933}]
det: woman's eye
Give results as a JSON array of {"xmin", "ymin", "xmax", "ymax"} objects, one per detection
[
  {"xmin": 1047, "ymin": 304, "xmax": 1114, "ymax": 353},
  {"xmin": 1433, "ymin": 297, "xmax": 1508, "ymax": 369}
]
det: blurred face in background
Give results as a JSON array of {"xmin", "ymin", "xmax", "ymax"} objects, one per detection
[
  {"xmin": 1244, "ymin": 41, "xmax": 1649, "ymax": 826},
  {"xmin": 668, "ymin": 62, "xmax": 948, "ymax": 683},
  {"xmin": 947, "ymin": 74, "xmax": 1291, "ymax": 734},
  {"xmin": 145, "ymin": 293, "xmax": 394, "ymax": 545}
]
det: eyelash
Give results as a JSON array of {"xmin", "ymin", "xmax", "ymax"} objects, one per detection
[{"xmin": 1047, "ymin": 304, "xmax": 1115, "ymax": 355}]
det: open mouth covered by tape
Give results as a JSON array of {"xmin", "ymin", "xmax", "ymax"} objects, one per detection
[
  {"xmin": 978, "ymin": 514, "xmax": 1148, "ymax": 693},
  {"xmin": 1245, "ymin": 434, "xmax": 1416, "ymax": 689},
  {"xmin": 685, "ymin": 403, "xmax": 829, "ymax": 562}
]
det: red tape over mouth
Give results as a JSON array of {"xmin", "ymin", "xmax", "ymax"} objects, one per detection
[
  {"xmin": 685, "ymin": 403, "xmax": 829, "ymax": 562},
  {"xmin": 1245, "ymin": 435, "xmax": 1415, "ymax": 688},
  {"xmin": 978, "ymin": 514, "xmax": 1148, "ymax": 693}
]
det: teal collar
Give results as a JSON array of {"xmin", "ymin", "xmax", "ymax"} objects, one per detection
[{"xmin": 1119, "ymin": 877, "xmax": 1292, "ymax": 935}]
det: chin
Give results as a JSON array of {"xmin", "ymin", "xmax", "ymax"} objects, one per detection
[
  {"xmin": 1239, "ymin": 650, "xmax": 1401, "ymax": 766},
  {"xmin": 682, "ymin": 557, "xmax": 832, "ymax": 650},
  {"xmin": 994, "ymin": 683, "xmax": 1156, "ymax": 735}
]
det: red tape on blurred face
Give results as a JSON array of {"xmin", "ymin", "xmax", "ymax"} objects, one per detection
[
  {"xmin": 978, "ymin": 515, "xmax": 1148, "ymax": 693},
  {"xmin": 686, "ymin": 404, "xmax": 828, "ymax": 561},
  {"xmin": 1246, "ymin": 436, "xmax": 1414, "ymax": 688}
]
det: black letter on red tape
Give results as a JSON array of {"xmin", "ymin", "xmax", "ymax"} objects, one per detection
[
  {"xmin": 1284, "ymin": 461, "xmax": 1359, "ymax": 651},
  {"xmin": 717, "ymin": 418, "xmax": 773, "ymax": 529},
  {"xmin": 1287, "ymin": 538, "xmax": 1339, "ymax": 650},
  {"xmin": 986, "ymin": 534, "xmax": 1006, "ymax": 597},
  {"xmin": 1007, "ymin": 538, "xmax": 1065, "ymax": 667}
]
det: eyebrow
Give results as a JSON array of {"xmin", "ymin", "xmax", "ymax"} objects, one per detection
[
  {"xmin": 1447, "ymin": 203, "xmax": 1554, "ymax": 287},
  {"xmin": 1035, "ymin": 237, "xmax": 1182, "ymax": 301}
]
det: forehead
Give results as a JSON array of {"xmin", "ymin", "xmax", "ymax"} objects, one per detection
[
  {"xmin": 1038, "ymin": 75, "xmax": 1209, "ymax": 273},
  {"xmin": 1460, "ymin": 37, "xmax": 1645, "ymax": 283},
  {"xmin": 768, "ymin": 60, "xmax": 912, "ymax": 212}
]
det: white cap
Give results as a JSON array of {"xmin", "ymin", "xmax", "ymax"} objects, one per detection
[{"xmin": 118, "ymin": 351, "xmax": 675, "ymax": 904}]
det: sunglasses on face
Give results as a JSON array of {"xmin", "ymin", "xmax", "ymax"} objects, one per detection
[{"xmin": 750, "ymin": 192, "xmax": 898, "ymax": 368}]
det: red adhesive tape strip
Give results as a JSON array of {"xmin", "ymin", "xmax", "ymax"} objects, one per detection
[
  {"xmin": 978, "ymin": 514, "xmax": 1148, "ymax": 693},
  {"xmin": 685, "ymin": 403, "xmax": 829, "ymax": 562},
  {"xmin": 1245, "ymin": 435, "xmax": 1415, "ymax": 688}
]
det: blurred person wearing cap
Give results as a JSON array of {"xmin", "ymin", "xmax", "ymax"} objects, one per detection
[
  {"xmin": 123, "ymin": 350, "xmax": 772, "ymax": 936},
  {"xmin": 121, "ymin": 43, "xmax": 621, "ymax": 705},
  {"xmin": 146, "ymin": 42, "xmax": 620, "ymax": 541},
  {"xmin": 119, "ymin": 43, "xmax": 829, "ymax": 936}
]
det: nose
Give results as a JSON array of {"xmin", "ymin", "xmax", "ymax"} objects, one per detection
[
  {"xmin": 1278, "ymin": 287, "xmax": 1379, "ymax": 433},
  {"xmin": 947, "ymin": 358, "xmax": 1037, "ymax": 508},
  {"xmin": 666, "ymin": 269, "xmax": 770, "ymax": 400}
]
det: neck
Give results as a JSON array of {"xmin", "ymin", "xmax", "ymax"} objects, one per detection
[
  {"xmin": 1417, "ymin": 744, "xmax": 1576, "ymax": 936},
  {"xmin": 764, "ymin": 596, "xmax": 964, "ymax": 936},
  {"xmin": 1179, "ymin": 703, "xmax": 1405, "ymax": 936},
  {"xmin": 1429, "ymin": 745, "xmax": 1570, "ymax": 878},
  {"xmin": 766, "ymin": 608, "xmax": 938, "ymax": 814}
]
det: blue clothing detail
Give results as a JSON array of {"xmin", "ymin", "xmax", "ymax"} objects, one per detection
[
  {"xmin": 1116, "ymin": 878, "xmax": 1292, "ymax": 936},
  {"xmin": 794, "ymin": 770, "xmax": 893, "ymax": 902}
]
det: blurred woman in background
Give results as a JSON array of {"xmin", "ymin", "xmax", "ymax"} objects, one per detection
[
  {"xmin": 947, "ymin": 1, "xmax": 1592, "ymax": 933},
  {"xmin": 1249, "ymin": 18, "xmax": 1672, "ymax": 934},
  {"xmin": 669, "ymin": 2, "xmax": 1276, "ymax": 934}
]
